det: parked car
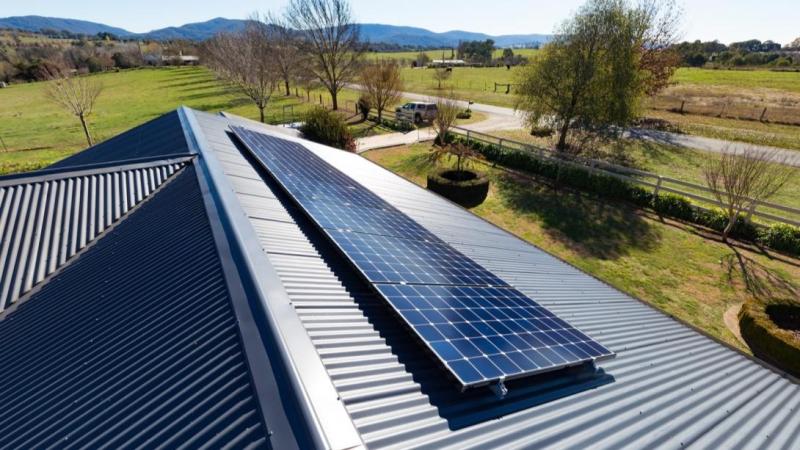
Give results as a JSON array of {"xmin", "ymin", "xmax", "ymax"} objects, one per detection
[{"xmin": 396, "ymin": 102, "xmax": 437, "ymax": 124}]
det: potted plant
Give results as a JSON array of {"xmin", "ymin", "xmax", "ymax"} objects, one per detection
[{"xmin": 426, "ymin": 142, "xmax": 490, "ymax": 208}]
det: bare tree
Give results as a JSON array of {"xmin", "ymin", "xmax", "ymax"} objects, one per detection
[
  {"xmin": 361, "ymin": 60, "xmax": 403, "ymax": 121},
  {"xmin": 284, "ymin": 0, "xmax": 364, "ymax": 110},
  {"xmin": 432, "ymin": 95, "xmax": 460, "ymax": 145},
  {"xmin": 261, "ymin": 13, "xmax": 304, "ymax": 96},
  {"xmin": 204, "ymin": 21, "xmax": 280, "ymax": 123},
  {"xmin": 45, "ymin": 71, "xmax": 103, "ymax": 146},
  {"xmin": 703, "ymin": 148, "xmax": 796, "ymax": 242},
  {"xmin": 432, "ymin": 66, "xmax": 451, "ymax": 90}
]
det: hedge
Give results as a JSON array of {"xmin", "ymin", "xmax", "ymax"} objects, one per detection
[
  {"xmin": 739, "ymin": 297, "xmax": 800, "ymax": 377},
  {"xmin": 300, "ymin": 107, "xmax": 356, "ymax": 152},
  {"xmin": 453, "ymin": 134, "xmax": 800, "ymax": 256}
]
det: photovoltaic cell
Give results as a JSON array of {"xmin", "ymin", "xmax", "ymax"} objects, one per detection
[{"xmin": 231, "ymin": 126, "xmax": 614, "ymax": 389}]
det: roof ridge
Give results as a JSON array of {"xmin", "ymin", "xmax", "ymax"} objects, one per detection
[{"xmin": 0, "ymin": 155, "xmax": 194, "ymax": 186}]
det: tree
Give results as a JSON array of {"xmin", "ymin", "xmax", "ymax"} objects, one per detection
[
  {"xmin": 516, "ymin": 0, "xmax": 681, "ymax": 152},
  {"xmin": 204, "ymin": 21, "xmax": 280, "ymax": 123},
  {"xmin": 361, "ymin": 60, "xmax": 403, "ymax": 121},
  {"xmin": 432, "ymin": 95, "xmax": 460, "ymax": 145},
  {"xmin": 261, "ymin": 13, "xmax": 304, "ymax": 96},
  {"xmin": 703, "ymin": 148, "xmax": 796, "ymax": 242},
  {"xmin": 44, "ymin": 70, "xmax": 103, "ymax": 146},
  {"xmin": 284, "ymin": 0, "xmax": 364, "ymax": 110},
  {"xmin": 432, "ymin": 66, "xmax": 451, "ymax": 89}
]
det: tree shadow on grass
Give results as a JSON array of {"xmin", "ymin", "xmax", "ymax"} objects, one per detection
[
  {"xmin": 493, "ymin": 172, "xmax": 661, "ymax": 260},
  {"xmin": 723, "ymin": 246, "xmax": 798, "ymax": 301}
]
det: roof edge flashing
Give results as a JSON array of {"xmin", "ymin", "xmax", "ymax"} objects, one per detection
[{"xmin": 178, "ymin": 107, "xmax": 364, "ymax": 450}]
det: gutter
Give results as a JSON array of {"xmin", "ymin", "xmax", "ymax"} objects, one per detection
[{"xmin": 177, "ymin": 107, "xmax": 364, "ymax": 450}]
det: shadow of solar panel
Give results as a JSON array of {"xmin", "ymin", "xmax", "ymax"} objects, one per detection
[{"xmin": 230, "ymin": 126, "xmax": 615, "ymax": 390}]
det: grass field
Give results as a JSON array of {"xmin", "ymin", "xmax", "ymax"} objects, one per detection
[
  {"xmin": 672, "ymin": 68, "xmax": 800, "ymax": 93},
  {"xmin": 0, "ymin": 66, "xmax": 369, "ymax": 174},
  {"xmin": 364, "ymin": 144, "xmax": 800, "ymax": 352}
]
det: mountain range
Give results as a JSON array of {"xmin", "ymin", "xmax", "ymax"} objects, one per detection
[{"xmin": 0, "ymin": 15, "xmax": 551, "ymax": 47}]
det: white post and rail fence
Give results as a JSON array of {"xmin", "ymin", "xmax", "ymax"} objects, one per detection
[{"xmin": 453, "ymin": 126, "xmax": 800, "ymax": 229}]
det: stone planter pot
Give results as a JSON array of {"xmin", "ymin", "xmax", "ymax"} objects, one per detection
[{"xmin": 427, "ymin": 169, "xmax": 490, "ymax": 208}]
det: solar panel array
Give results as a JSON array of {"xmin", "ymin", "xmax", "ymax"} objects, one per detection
[{"xmin": 231, "ymin": 126, "xmax": 614, "ymax": 388}]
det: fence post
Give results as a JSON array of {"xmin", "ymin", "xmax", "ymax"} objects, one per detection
[
  {"xmin": 498, "ymin": 138, "xmax": 504, "ymax": 152},
  {"xmin": 466, "ymin": 130, "xmax": 471, "ymax": 146},
  {"xmin": 760, "ymin": 107, "xmax": 768, "ymax": 122},
  {"xmin": 679, "ymin": 100, "xmax": 685, "ymax": 114},
  {"xmin": 653, "ymin": 176, "xmax": 663, "ymax": 196}
]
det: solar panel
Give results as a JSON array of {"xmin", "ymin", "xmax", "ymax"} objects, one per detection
[
  {"xmin": 376, "ymin": 284, "xmax": 613, "ymax": 386},
  {"xmin": 231, "ymin": 126, "xmax": 614, "ymax": 391}
]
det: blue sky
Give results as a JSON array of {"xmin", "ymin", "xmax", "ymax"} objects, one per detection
[{"xmin": 5, "ymin": 0, "xmax": 800, "ymax": 44}]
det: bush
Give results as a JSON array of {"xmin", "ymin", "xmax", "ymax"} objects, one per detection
[
  {"xmin": 530, "ymin": 126, "xmax": 555, "ymax": 137},
  {"xmin": 427, "ymin": 168, "xmax": 490, "ymax": 208},
  {"xmin": 357, "ymin": 95, "xmax": 371, "ymax": 121},
  {"xmin": 758, "ymin": 224, "xmax": 800, "ymax": 255},
  {"xmin": 653, "ymin": 194, "xmax": 694, "ymax": 221},
  {"xmin": 456, "ymin": 109, "xmax": 472, "ymax": 119},
  {"xmin": 300, "ymin": 107, "xmax": 356, "ymax": 152},
  {"xmin": 693, "ymin": 209, "xmax": 759, "ymax": 242},
  {"xmin": 739, "ymin": 297, "xmax": 800, "ymax": 377}
]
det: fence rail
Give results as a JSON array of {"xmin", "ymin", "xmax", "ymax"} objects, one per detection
[{"xmin": 452, "ymin": 126, "xmax": 800, "ymax": 228}]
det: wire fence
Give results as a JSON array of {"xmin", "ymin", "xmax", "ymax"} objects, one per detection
[
  {"xmin": 452, "ymin": 126, "xmax": 800, "ymax": 228},
  {"xmin": 648, "ymin": 95, "xmax": 800, "ymax": 126}
]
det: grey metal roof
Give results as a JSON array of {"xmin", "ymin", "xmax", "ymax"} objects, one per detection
[
  {"xmin": 0, "ymin": 159, "xmax": 187, "ymax": 312},
  {"xmin": 187, "ymin": 108, "xmax": 800, "ymax": 450},
  {"xmin": 5, "ymin": 106, "xmax": 797, "ymax": 449},
  {"xmin": 0, "ymin": 166, "xmax": 275, "ymax": 448}
]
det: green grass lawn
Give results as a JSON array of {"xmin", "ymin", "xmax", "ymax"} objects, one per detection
[
  {"xmin": 0, "ymin": 66, "xmax": 368, "ymax": 174},
  {"xmin": 364, "ymin": 144, "xmax": 800, "ymax": 352}
]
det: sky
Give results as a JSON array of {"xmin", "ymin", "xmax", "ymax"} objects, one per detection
[{"xmin": 4, "ymin": 0, "xmax": 800, "ymax": 44}]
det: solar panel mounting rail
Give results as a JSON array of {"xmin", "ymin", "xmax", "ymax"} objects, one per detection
[{"xmin": 230, "ymin": 126, "xmax": 615, "ymax": 394}]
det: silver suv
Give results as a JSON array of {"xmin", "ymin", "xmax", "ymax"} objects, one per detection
[{"xmin": 396, "ymin": 102, "xmax": 437, "ymax": 124}]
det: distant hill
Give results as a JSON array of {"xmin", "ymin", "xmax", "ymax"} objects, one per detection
[
  {"xmin": 0, "ymin": 15, "xmax": 131, "ymax": 37},
  {"xmin": 0, "ymin": 15, "xmax": 550, "ymax": 47},
  {"xmin": 359, "ymin": 24, "xmax": 551, "ymax": 47}
]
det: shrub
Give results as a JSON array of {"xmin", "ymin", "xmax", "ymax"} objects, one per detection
[
  {"xmin": 530, "ymin": 126, "xmax": 555, "ymax": 137},
  {"xmin": 653, "ymin": 193, "xmax": 694, "ymax": 221},
  {"xmin": 758, "ymin": 224, "xmax": 800, "ymax": 255},
  {"xmin": 300, "ymin": 107, "xmax": 356, "ymax": 152},
  {"xmin": 427, "ymin": 168, "xmax": 490, "ymax": 208},
  {"xmin": 456, "ymin": 109, "xmax": 472, "ymax": 119},
  {"xmin": 693, "ymin": 209, "xmax": 759, "ymax": 242},
  {"xmin": 357, "ymin": 95, "xmax": 371, "ymax": 121},
  {"xmin": 739, "ymin": 297, "xmax": 800, "ymax": 377}
]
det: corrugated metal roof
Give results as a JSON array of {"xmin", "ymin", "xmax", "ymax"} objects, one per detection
[
  {"xmin": 189, "ymin": 109, "xmax": 800, "ymax": 450},
  {"xmin": 49, "ymin": 110, "xmax": 193, "ymax": 169},
  {"xmin": 0, "ymin": 165, "xmax": 273, "ymax": 448},
  {"xmin": 0, "ymin": 160, "xmax": 186, "ymax": 312}
]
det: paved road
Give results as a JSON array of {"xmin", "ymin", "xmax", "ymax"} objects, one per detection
[
  {"xmin": 355, "ymin": 89, "xmax": 800, "ymax": 166},
  {"xmin": 625, "ymin": 128, "xmax": 800, "ymax": 167}
]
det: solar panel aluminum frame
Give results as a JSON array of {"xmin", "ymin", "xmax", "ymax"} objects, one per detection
[{"xmin": 230, "ymin": 126, "xmax": 615, "ymax": 392}]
